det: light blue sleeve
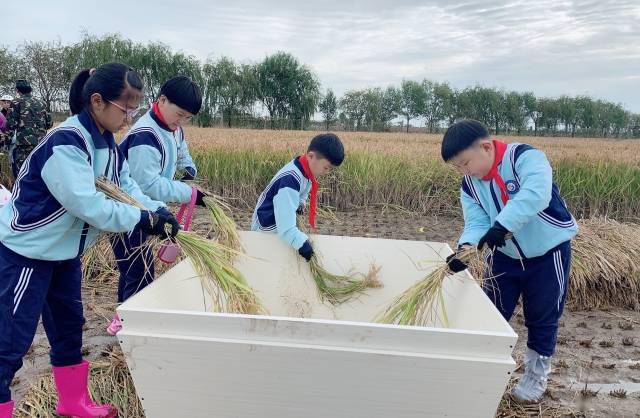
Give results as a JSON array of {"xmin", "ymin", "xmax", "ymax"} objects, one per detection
[
  {"xmin": 119, "ymin": 157, "xmax": 165, "ymax": 212},
  {"xmin": 41, "ymin": 144, "xmax": 142, "ymax": 233},
  {"xmin": 176, "ymin": 130, "xmax": 197, "ymax": 174},
  {"xmin": 128, "ymin": 144, "xmax": 192, "ymax": 204},
  {"xmin": 458, "ymin": 189, "xmax": 491, "ymax": 246},
  {"xmin": 495, "ymin": 149, "xmax": 553, "ymax": 233},
  {"xmin": 273, "ymin": 187, "xmax": 308, "ymax": 250}
]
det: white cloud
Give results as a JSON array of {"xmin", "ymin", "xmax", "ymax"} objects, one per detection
[{"xmin": 5, "ymin": 0, "xmax": 640, "ymax": 111}]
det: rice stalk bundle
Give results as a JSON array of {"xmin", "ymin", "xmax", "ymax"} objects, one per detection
[
  {"xmin": 308, "ymin": 253, "xmax": 382, "ymax": 305},
  {"xmin": 375, "ymin": 247, "xmax": 485, "ymax": 327},
  {"xmin": 203, "ymin": 195, "xmax": 242, "ymax": 255},
  {"xmin": 296, "ymin": 213, "xmax": 383, "ymax": 304},
  {"xmin": 175, "ymin": 230, "xmax": 264, "ymax": 314},
  {"xmin": 95, "ymin": 177, "xmax": 265, "ymax": 315}
]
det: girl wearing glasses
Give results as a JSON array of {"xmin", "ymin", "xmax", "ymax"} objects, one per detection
[
  {"xmin": 0, "ymin": 63, "xmax": 180, "ymax": 418},
  {"xmin": 107, "ymin": 76, "xmax": 205, "ymax": 335}
]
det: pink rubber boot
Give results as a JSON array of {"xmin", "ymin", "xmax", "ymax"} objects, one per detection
[
  {"xmin": 0, "ymin": 400, "xmax": 14, "ymax": 418},
  {"xmin": 106, "ymin": 314, "xmax": 122, "ymax": 336},
  {"xmin": 53, "ymin": 360, "xmax": 118, "ymax": 417}
]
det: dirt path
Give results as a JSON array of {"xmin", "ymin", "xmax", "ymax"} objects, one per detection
[{"xmin": 11, "ymin": 208, "xmax": 640, "ymax": 417}]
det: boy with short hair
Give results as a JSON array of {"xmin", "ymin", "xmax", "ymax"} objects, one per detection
[
  {"xmin": 252, "ymin": 133, "xmax": 344, "ymax": 260},
  {"xmin": 108, "ymin": 75, "xmax": 206, "ymax": 334},
  {"xmin": 443, "ymin": 119, "xmax": 577, "ymax": 402}
]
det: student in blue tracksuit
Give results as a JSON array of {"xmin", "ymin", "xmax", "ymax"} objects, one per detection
[
  {"xmin": 442, "ymin": 120, "xmax": 577, "ymax": 403},
  {"xmin": 251, "ymin": 133, "xmax": 344, "ymax": 261},
  {"xmin": 108, "ymin": 76, "xmax": 205, "ymax": 335},
  {"xmin": 0, "ymin": 63, "xmax": 179, "ymax": 418}
]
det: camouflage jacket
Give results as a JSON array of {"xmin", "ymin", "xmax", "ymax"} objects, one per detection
[{"xmin": 5, "ymin": 93, "xmax": 53, "ymax": 161}]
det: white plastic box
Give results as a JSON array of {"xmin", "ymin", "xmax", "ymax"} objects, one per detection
[{"xmin": 118, "ymin": 231, "xmax": 517, "ymax": 418}]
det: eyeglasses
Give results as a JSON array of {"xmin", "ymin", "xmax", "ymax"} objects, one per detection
[{"xmin": 108, "ymin": 100, "xmax": 140, "ymax": 119}]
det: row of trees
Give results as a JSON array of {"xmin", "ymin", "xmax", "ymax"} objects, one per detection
[
  {"xmin": 0, "ymin": 33, "xmax": 320, "ymax": 129},
  {"xmin": 2, "ymin": 32, "xmax": 638, "ymax": 137},
  {"xmin": 328, "ymin": 82, "xmax": 639, "ymax": 138}
]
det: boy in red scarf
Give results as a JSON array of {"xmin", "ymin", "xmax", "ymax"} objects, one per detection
[
  {"xmin": 108, "ymin": 76, "xmax": 205, "ymax": 335},
  {"xmin": 442, "ymin": 120, "xmax": 577, "ymax": 403},
  {"xmin": 251, "ymin": 133, "xmax": 344, "ymax": 261}
]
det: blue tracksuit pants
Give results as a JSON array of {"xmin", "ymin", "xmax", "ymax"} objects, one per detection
[
  {"xmin": 111, "ymin": 226, "xmax": 155, "ymax": 303},
  {"xmin": 483, "ymin": 240, "xmax": 571, "ymax": 357},
  {"xmin": 0, "ymin": 243, "xmax": 84, "ymax": 402}
]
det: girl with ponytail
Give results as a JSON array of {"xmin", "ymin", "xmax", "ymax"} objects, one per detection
[{"xmin": 0, "ymin": 63, "xmax": 179, "ymax": 418}]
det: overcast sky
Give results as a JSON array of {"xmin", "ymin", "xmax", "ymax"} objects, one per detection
[{"xmin": 6, "ymin": 0, "xmax": 640, "ymax": 111}]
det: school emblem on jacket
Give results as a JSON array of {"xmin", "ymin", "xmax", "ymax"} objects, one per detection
[{"xmin": 505, "ymin": 180, "xmax": 519, "ymax": 194}]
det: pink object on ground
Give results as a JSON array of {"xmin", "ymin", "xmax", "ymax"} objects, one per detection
[{"xmin": 106, "ymin": 314, "xmax": 122, "ymax": 336}]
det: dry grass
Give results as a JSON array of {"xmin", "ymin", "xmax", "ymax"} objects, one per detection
[
  {"xmin": 599, "ymin": 339, "xmax": 615, "ymax": 348},
  {"xmin": 580, "ymin": 386, "xmax": 599, "ymax": 399},
  {"xmin": 81, "ymin": 235, "xmax": 117, "ymax": 287},
  {"xmin": 569, "ymin": 218, "xmax": 640, "ymax": 310},
  {"xmin": 182, "ymin": 128, "xmax": 640, "ymax": 165},
  {"xmin": 579, "ymin": 338, "xmax": 594, "ymax": 348},
  {"xmin": 496, "ymin": 378, "xmax": 582, "ymax": 417},
  {"xmin": 621, "ymin": 337, "xmax": 636, "ymax": 347},
  {"xmin": 609, "ymin": 389, "xmax": 627, "ymax": 399},
  {"xmin": 618, "ymin": 321, "xmax": 634, "ymax": 331}
]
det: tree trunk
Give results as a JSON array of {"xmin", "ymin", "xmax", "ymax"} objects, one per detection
[
  {"xmin": 268, "ymin": 108, "xmax": 275, "ymax": 129},
  {"xmin": 406, "ymin": 115, "xmax": 410, "ymax": 133}
]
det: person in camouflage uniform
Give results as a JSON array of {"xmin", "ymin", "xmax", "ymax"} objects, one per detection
[{"xmin": 5, "ymin": 79, "xmax": 52, "ymax": 179}]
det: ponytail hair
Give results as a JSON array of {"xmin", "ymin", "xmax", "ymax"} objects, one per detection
[{"xmin": 69, "ymin": 62, "xmax": 143, "ymax": 115}]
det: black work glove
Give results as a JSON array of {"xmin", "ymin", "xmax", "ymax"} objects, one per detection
[
  {"xmin": 298, "ymin": 240, "xmax": 314, "ymax": 262},
  {"xmin": 477, "ymin": 223, "xmax": 509, "ymax": 251},
  {"xmin": 296, "ymin": 206, "xmax": 305, "ymax": 216},
  {"xmin": 195, "ymin": 189, "xmax": 207, "ymax": 207},
  {"xmin": 139, "ymin": 208, "xmax": 180, "ymax": 240},
  {"xmin": 446, "ymin": 253, "xmax": 468, "ymax": 273},
  {"xmin": 181, "ymin": 166, "xmax": 196, "ymax": 181}
]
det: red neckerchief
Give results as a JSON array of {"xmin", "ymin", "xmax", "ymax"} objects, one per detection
[
  {"xmin": 152, "ymin": 101, "xmax": 176, "ymax": 132},
  {"xmin": 481, "ymin": 140, "xmax": 509, "ymax": 205},
  {"xmin": 298, "ymin": 155, "xmax": 318, "ymax": 229}
]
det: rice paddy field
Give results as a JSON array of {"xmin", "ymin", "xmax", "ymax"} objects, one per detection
[
  {"xmin": 185, "ymin": 129, "xmax": 640, "ymax": 221},
  {"xmin": 5, "ymin": 127, "xmax": 640, "ymax": 417}
]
